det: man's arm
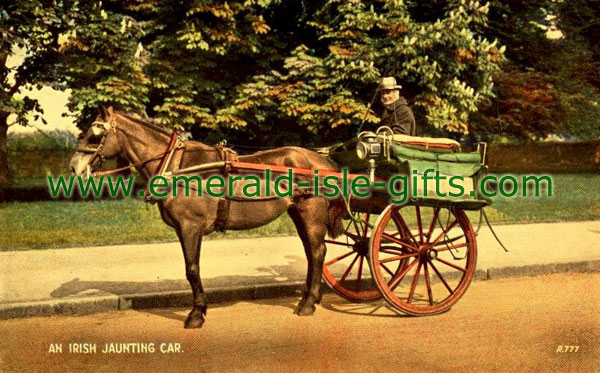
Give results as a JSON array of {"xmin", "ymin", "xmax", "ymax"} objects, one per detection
[{"xmin": 391, "ymin": 104, "xmax": 416, "ymax": 136}]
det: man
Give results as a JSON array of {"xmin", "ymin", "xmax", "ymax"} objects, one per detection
[{"xmin": 378, "ymin": 77, "xmax": 416, "ymax": 136}]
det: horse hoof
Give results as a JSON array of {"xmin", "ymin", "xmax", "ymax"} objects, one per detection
[
  {"xmin": 184, "ymin": 316, "xmax": 205, "ymax": 329},
  {"xmin": 294, "ymin": 303, "xmax": 316, "ymax": 316}
]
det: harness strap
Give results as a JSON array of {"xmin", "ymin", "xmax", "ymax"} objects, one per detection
[
  {"xmin": 91, "ymin": 153, "xmax": 167, "ymax": 177},
  {"xmin": 144, "ymin": 131, "xmax": 180, "ymax": 203},
  {"xmin": 89, "ymin": 128, "xmax": 180, "ymax": 178},
  {"xmin": 153, "ymin": 130, "xmax": 179, "ymax": 177},
  {"xmin": 214, "ymin": 147, "xmax": 238, "ymax": 232},
  {"xmin": 214, "ymin": 199, "xmax": 231, "ymax": 232}
]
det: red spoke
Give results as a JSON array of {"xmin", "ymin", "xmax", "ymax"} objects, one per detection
[
  {"xmin": 325, "ymin": 250, "xmax": 354, "ymax": 266},
  {"xmin": 381, "ymin": 233, "xmax": 418, "ymax": 251},
  {"xmin": 379, "ymin": 252, "xmax": 418, "ymax": 264},
  {"xmin": 340, "ymin": 254, "xmax": 360, "ymax": 282},
  {"xmin": 425, "ymin": 207, "xmax": 440, "ymax": 243},
  {"xmin": 381, "ymin": 263, "xmax": 395, "ymax": 277},
  {"xmin": 428, "ymin": 259, "xmax": 453, "ymax": 294},
  {"xmin": 434, "ymin": 242, "xmax": 468, "ymax": 252},
  {"xmin": 430, "ymin": 219, "xmax": 458, "ymax": 246},
  {"xmin": 391, "ymin": 208, "xmax": 419, "ymax": 247},
  {"xmin": 356, "ymin": 256, "xmax": 364, "ymax": 292},
  {"xmin": 380, "ymin": 247, "xmax": 409, "ymax": 255},
  {"xmin": 388, "ymin": 258, "xmax": 418, "ymax": 290},
  {"xmin": 407, "ymin": 260, "xmax": 422, "ymax": 304},
  {"xmin": 424, "ymin": 261, "xmax": 433, "ymax": 306},
  {"xmin": 415, "ymin": 206, "xmax": 423, "ymax": 243},
  {"xmin": 362, "ymin": 213, "xmax": 370, "ymax": 238},
  {"xmin": 324, "ymin": 239, "xmax": 353, "ymax": 248},
  {"xmin": 435, "ymin": 257, "xmax": 467, "ymax": 273}
]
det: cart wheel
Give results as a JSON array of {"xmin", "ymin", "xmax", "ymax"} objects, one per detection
[
  {"xmin": 322, "ymin": 208, "xmax": 409, "ymax": 303},
  {"xmin": 368, "ymin": 205, "xmax": 477, "ymax": 315}
]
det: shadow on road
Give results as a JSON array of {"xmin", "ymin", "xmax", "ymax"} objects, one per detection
[
  {"xmin": 319, "ymin": 297, "xmax": 406, "ymax": 318},
  {"xmin": 46, "ymin": 253, "xmax": 426, "ymax": 321},
  {"xmin": 50, "ymin": 255, "xmax": 308, "ymax": 298}
]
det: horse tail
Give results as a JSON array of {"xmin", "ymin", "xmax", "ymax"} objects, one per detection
[{"xmin": 326, "ymin": 198, "xmax": 346, "ymax": 239}]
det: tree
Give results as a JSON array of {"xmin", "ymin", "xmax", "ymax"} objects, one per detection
[
  {"xmin": 0, "ymin": 1, "xmax": 146, "ymax": 193},
  {"xmin": 95, "ymin": 0, "xmax": 504, "ymax": 146},
  {"xmin": 1, "ymin": 0, "xmax": 507, "ymax": 194},
  {"xmin": 218, "ymin": 0, "xmax": 504, "ymax": 145},
  {"xmin": 473, "ymin": 0, "xmax": 600, "ymax": 140},
  {"xmin": 553, "ymin": 0, "xmax": 600, "ymax": 140},
  {"xmin": 118, "ymin": 0, "xmax": 317, "ymax": 144},
  {"xmin": 556, "ymin": 0, "xmax": 600, "ymax": 90},
  {"xmin": 470, "ymin": 68, "xmax": 566, "ymax": 139}
]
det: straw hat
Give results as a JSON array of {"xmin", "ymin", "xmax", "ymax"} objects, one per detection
[{"xmin": 379, "ymin": 77, "xmax": 402, "ymax": 90}]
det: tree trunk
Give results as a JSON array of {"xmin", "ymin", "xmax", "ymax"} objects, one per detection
[{"xmin": 0, "ymin": 111, "xmax": 9, "ymax": 200}]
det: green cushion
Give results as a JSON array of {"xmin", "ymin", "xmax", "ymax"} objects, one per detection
[
  {"xmin": 327, "ymin": 143, "xmax": 490, "ymax": 209},
  {"xmin": 389, "ymin": 144, "xmax": 490, "ymax": 209},
  {"xmin": 390, "ymin": 145, "xmax": 482, "ymax": 177}
]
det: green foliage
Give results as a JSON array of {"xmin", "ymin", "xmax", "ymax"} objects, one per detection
[
  {"xmin": 470, "ymin": 68, "xmax": 566, "ymax": 139},
  {"xmin": 5, "ymin": 0, "xmax": 499, "ymax": 142},
  {"xmin": 475, "ymin": 0, "xmax": 600, "ymax": 140},
  {"xmin": 3, "ymin": 0, "xmax": 597, "ymax": 145},
  {"xmin": 556, "ymin": 0, "xmax": 600, "ymax": 89},
  {"xmin": 1, "ymin": 1, "xmax": 148, "ymax": 127},
  {"xmin": 223, "ymin": 0, "xmax": 503, "ymax": 141},
  {"xmin": 123, "ymin": 0, "xmax": 283, "ymax": 130}
]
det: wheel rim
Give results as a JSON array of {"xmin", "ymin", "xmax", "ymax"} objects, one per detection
[
  {"xmin": 322, "ymin": 207, "xmax": 409, "ymax": 303},
  {"xmin": 368, "ymin": 205, "xmax": 477, "ymax": 315}
]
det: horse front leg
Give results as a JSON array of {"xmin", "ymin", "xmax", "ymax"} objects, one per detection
[
  {"xmin": 288, "ymin": 198, "xmax": 328, "ymax": 316},
  {"xmin": 176, "ymin": 225, "xmax": 207, "ymax": 329}
]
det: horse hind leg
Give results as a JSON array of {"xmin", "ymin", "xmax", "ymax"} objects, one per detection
[
  {"xmin": 288, "ymin": 197, "xmax": 328, "ymax": 316},
  {"xmin": 176, "ymin": 225, "xmax": 207, "ymax": 329}
]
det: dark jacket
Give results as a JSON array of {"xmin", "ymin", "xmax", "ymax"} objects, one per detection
[{"xmin": 380, "ymin": 97, "xmax": 416, "ymax": 136}]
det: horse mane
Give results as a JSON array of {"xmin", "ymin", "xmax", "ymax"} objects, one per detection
[{"xmin": 117, "ymin": 111, "xmax": 173, "ymax": 136}]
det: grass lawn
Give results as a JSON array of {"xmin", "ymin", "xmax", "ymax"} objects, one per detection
[{"xmin": 1, "ymin": 174, "xmax": 598, "ymax": 251}]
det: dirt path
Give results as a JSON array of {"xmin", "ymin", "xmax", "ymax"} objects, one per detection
[{"xmin": 1, "ymin": 273, "xmax": 598, "ymax": 372}]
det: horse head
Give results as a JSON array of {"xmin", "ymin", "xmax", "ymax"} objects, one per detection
[{"xmin": 70, "ymin": 106, "xmax": 123, "ymax": 177}]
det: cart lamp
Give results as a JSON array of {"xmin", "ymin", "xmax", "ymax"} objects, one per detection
[{"xmin": 356, "ymin": 132, "xmax": 382, "ymax": 160}]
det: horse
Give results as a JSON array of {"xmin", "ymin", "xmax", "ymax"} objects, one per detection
[{"xmin": 69, "ymin": 107, "xmax": 344, "ymax": 328}]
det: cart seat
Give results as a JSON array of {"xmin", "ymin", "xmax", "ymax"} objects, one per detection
[{"xmin": 391, "ymin": 134, "xmax": 460, "ymax": 153}]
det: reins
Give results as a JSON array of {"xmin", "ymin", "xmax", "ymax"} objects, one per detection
[
  {"xmin": 77, "ymin": 115, "xmax": 233, "ymax": 181},
  {"xmin": 77, "ymin": 116, "xmax": 183, "ymax": 178}
]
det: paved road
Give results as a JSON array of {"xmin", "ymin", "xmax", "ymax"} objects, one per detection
[
  {"xmin": 0, "ymin": 273, "xmax": 598, "ymax": 372},
  {"xmin": 1, "ymin": 220, "xmax": 600, "ymax": 304}
]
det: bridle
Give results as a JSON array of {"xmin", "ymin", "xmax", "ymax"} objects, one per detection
[
  {"xmin": 76, "ymin": 116, "xmax": 182, "ymax": 179},
  {"xmin": 75, "ymin": 117, "xmax": 121, "ymax": 178}
]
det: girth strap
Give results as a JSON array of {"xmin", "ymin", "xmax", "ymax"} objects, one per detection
[
  {"xmin": 214, "ymin": 198, "xmax": 231, "ymax": 232},
  {"xmin": 213, "ymin": 146, "xmax": 238, "ymax": 232}
]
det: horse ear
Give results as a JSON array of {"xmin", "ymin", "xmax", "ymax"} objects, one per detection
[
  {"xmin": 100, "ymin": 106, "xmax": 114, "ymax": 119},
  {"xmin": 100, "ymin": 106, "xmax": 109, "ymax": 119}
]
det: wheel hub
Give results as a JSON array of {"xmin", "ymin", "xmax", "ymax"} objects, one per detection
[
  {"xmin": 417, "ymin": 245, "xmax": 437, "ymax": 260},
  {"xmin": 353, "ymin": 238, "xmax": 369, "ymax": 256},
  {"xmin": 427, "ymin": 248, "xmax": 438, "ymax": 260}
]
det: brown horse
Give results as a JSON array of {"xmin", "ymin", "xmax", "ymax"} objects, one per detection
[{"xmin": 69, "ymin": 107, "xmax": 344, "ymax": 328}]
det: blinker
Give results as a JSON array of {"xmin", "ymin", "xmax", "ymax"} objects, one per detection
[{"xmin": 91, "ymin": 126, "xmax": 105, "ymax": 136}]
